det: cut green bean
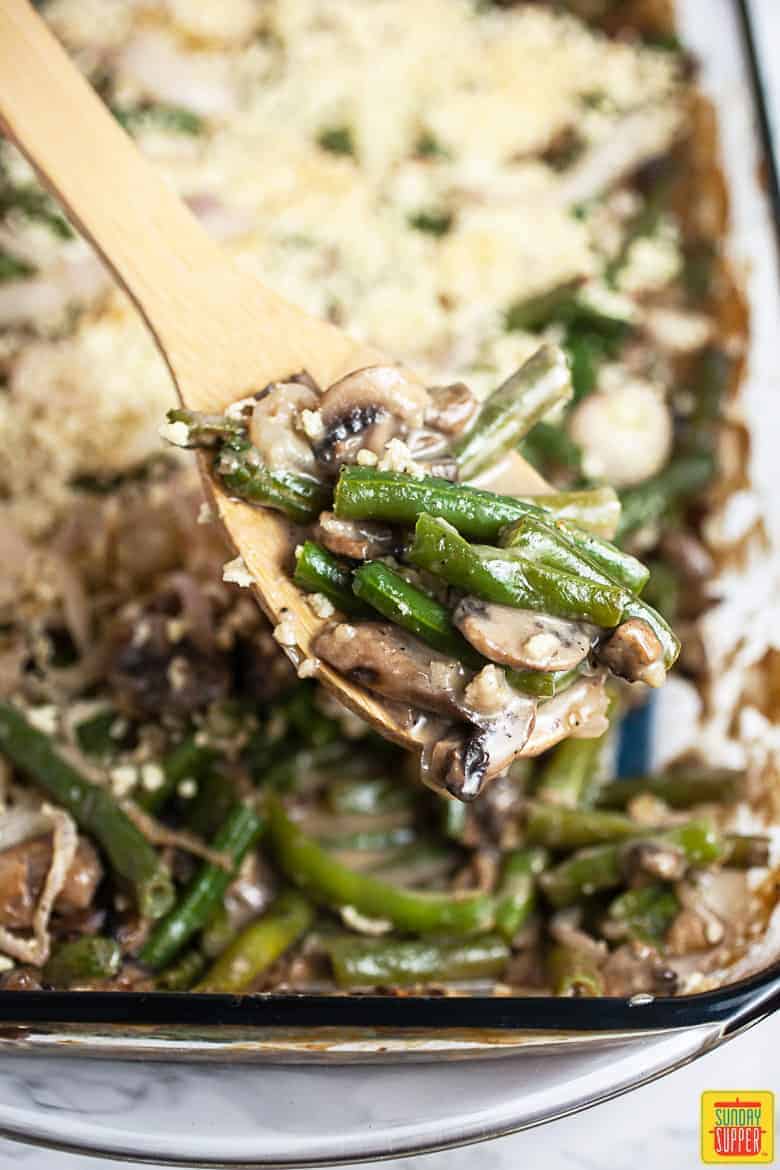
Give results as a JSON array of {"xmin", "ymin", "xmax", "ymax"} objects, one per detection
[
  {"xmin": 533, "ymin": 723, "xmax": 611, "ymax": 810},
  {"xmin": 409, "ymin": 515, "xmax": 626, "ymax": 626},
  {"xmin": 137, "ymin": 735, "xmax": 216, "ymax": 815},
  {"xmin": 525, "ymin": 803, "xmax": 643, "ymax": 849},
  {"xmin": 196, "ymin": 891, "xmax": 313, "ymax": 994},
  {"xmin": 352, "ymin": 561, "xmax": 482, "ymax": 664},
  {"xmin": 520, "ymin": 421, "xmax": 583, "ymax": 475},
  {"xmin": 547, "ymin": 943, "xmax": 603, "ymax": 996},
  {"xmin": 267, "ymin": 796, "xmax": 494, "ymax": 935},
  {"xmin": 606, "ymin": 885, "xmax": 679, "ymax": 943},
  {"xmin": 293, "ymin": 541, "xmax": 369, "ymax": 617},
  {"xmin": 596, "ymin": 767, "xmax": 743, "ymax": 810},
  {"xmin": 617, "ymin": 454, "xmax": 714, "ymax": 540},
  {"xmin": 157, "ymin": 949, "xmax": 208, "ymax": 991},
  {"xmin": 506, "ymin": 667, "xmax": 580, "ymax": 698},
  {"xmin": 540, "ymin": 820, "xmax": 725, "ymax": 908},
  {"xmin": 165, "ymin": 407, "xmax": 247, "ymax": 446},
  {"xmin": 502, "ymin": 513, "xmax": 678, "ymax": 666},
  {"xmin": 453, "ymin": 344, "xmax": 573, "ymax": 479},
  {"xmin": 74, "ymin": 708, "xmax": 119, "ymax": 759},
  {"xmin": 326, "ymin": 934, "xmax": 509, "ymax": 988},
  {"xmin": 335, "ymin": 466, "xmax": 610, "ymax": 542},
  {"xmin": 501, "ymin": 511, "xmax": 648, "ymax": 595},
  {"xmin": 217, "ymin": 437, "xmax": 330, "ymax": 524},
  {"xmin": 43, "ymin": 937, "xmax": 121, "ymax": 989},
  {"xmin": 140, "ymin": 802, "xmax": 264, "ymax": 970},
  {"xmin": 200, "ymin": 905, "xmax": 239, "ymax": 959},
  {"xmin": 0, "ymin": 702, "xmax": 173, "ymax": 919},
  {"xmin": 494, "ymin": 847, "xmax": 548, "ymax": 941},
  {"xmin": 527, "ymin": 488, "xmax": 620, "ymax": 542}
]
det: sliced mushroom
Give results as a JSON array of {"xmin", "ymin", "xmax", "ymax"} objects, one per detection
[
  {"xmin": 454, "ymin": 598, "xmax": 596, "ymax": 672},
  {"xmin": 549, "ymin": 907, "xmax": 608, "ymax": 961},
  {"xmin": 313, "ymin": 621, "xmax": 469, "ymax": 718},
  {"xmin": 600, "ymin": 940, "xmax": 679, "ymax": 997},
  {"xmin": 0, "ymin": 835, "xmax": 103, "ymax": 930},
  {"xmin": 315, "ymin": 511, "xmax": 397, "ymax": 561},
  {"xmin": 424, "ymin": 382, "xmax": 479, "ymax": 437},
  {"xmin": 313, "ymin": 366, "xmax": 430, "ymax": 472},
  {"xmin": 249, "ymin": 382, "xmax": 320, "ymax": 475},
  {"xmin": 665, "ymin": 906, "xmax": 725, "ymax": 956},
  {"xmin": 600, "ymin": 618, "xmax": 665, "ymax": 687},
  {"xmin": 422, "ymin": 684, "xmax": 537, "ymax": 802},
  {"xmin": 521, "ymin": 671, "xmax": 609, "ymax": 756}
]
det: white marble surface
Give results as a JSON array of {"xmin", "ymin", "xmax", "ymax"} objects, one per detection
[{"xmin": 0, "ymin": 1, "xmax": 776, "ymax": 1167}]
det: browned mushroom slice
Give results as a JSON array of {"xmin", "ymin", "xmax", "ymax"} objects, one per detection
[
  {"xmin": 313, "ymin": 366, "xmax": 430, "ymax": 472},
  {"xmin": 425, "ymin": 382, "xmax": 479, "ymax": 437},
  {"xmin": 248, "ymin": 382, "xmax": 321, "ymax": 476},
  {"xmin": 521, "ymin": 671, "xmax": 609, "ymax": 756},
  {"xmin": 422, "ymin": 683, "xmax": 537, "ymax": 801},
  {"xmin": 454, "ymin": 598, "xmax": 596, "ymax": 672},
  {"xmin": 315, "ymin": 511, "xmax": 397, "ymax": 561},
  {"xmin": 313, "ymin": 621, "xmax": 469, "ymax": 718},
  {"xmin": 665, "ymin": 906, "xmax": 725, "ymax": 956},
  {"xmin": 600, "ymin": 618, "xmax": 665, "ymax": 687},
  {"xmin": 601, "ymin": 941, "xmax": 679, "ymax": 997},
  {"xmin": 0, "ymin": 835, "xmax": 103, "ymax": 929}
]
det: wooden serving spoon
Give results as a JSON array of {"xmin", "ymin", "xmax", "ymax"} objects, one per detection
[{"xmin": 0, "ymin": 0, "xmax": 548, "ymax": 751}]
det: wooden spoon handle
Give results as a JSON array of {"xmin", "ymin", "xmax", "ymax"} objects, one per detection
[{"xmin": 0, "ymin": 1, "xmax": 228, "ymax": 379}]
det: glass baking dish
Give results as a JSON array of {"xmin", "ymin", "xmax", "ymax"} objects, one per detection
[{"xmin": 0, "ymin": 0, "xmax": 777, "ymax": 1064}]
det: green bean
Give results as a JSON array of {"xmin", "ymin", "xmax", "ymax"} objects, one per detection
[
  {"xmin": 326, "ymin": 776, "xmax": 414, "ymax": 816},
  {"xmin": 137, "ymin": 735, "xmax": 216, "ymax": 815},
  {"xmin": 617, "ymin": 454, "xmax": 714, "ymax": 540},
  {"xmin": 352, "ymin": 561, "xmax": 482, "ymax": 664},
  {"xmin": 528, "ymin": 488, "xmax": 620, "ymax": 542},
  {"xmin": 540, "ymin": 820, "xmax": 725, "ymax": 908},
  {"xmin": 165, "ymin": 407, "xmax": 246, "ymax": 446},
  {"xmin": 182, "ymin": 769, "xmax": 239, "ymax": 838},
  {"xmin": 525, "ymin": 803, "xmax": 642, "ymax": 849},
  {"xmin": 326, "ymin": 934, "xmax": 509, "ymax": 988},
  {"xmin": 506, "ymin": 667, "xmax": 580, "ymax": 698},
  {"xmin": 596, "ymin": 767, "xmax": 743, "ymax": 810},
  {"xmin": 0, "ymin": 702, "xmax": 173, "ymax": 919},
  {"xmin": 440, "ymin": 795, "xmax": 470, "ymax": 843},
  {"xmin": 533, "ymin": 722, "xmax": 611, "ymax": 810},
  {"xmin": 723, "ymin": 834, "xmax": 771, "ymax": 869},
  {"xmin": 547, "ymin": 943, "xmax": 603, "ymax": 996},
  {"xmin": 43, "ymin": 937, "xmax": 121, "ymax": 989},
  {"xmin": 217, "ymin": 437, "xmax": 330, "ymax": 524},
  {"xmin": 196, "ymin": 891, "xmax": 313, "ymax": 994},
  {"xmin": 200, "ymin": 905, "xmax": 239, "ymax": 959},
  {"xmin": 520, "ymin": 421, "xmax": 583, "ymax": 475},
  {"xmin": 157, "ymin": 949, "xmax": 208, "ymax": 991},
  {"xmin": 267, "ymin": 796, "xmax": 494, "ymax": 935},
  {"xmin": 335, "ymin": 466, "xmax": 610, "ymax": 541},
  {"xmin": 494, "ymin": 847, "xmax": 548, "ymax": 941},
  {"xmin": 0, "ymin": 249, "xmax": 35, "ymax": 281},
  {"xmin": 453, "ymin": 344, "xmax": 573, "ymax": 479},
  {"xmin": 505, "ymin": 279, "xmax": 583, "ymax": 332},
  {"xmin": 409, "ymin": 515, "xmax": 626, "ymax": 626},
  {"xmin": 74, "ymin": 708, "xmax": 119, "ymax": 759},
  {"xmin": 140, "ymin": 802, "xmax": 264, "ymax": 970},
  {"xmin": 606, "ymin": 885, "xmax": 679, "ymax": 943},
  {"xmin": 502, "ymin": 513, "xmax": 678, "ymax": 666},
  {"xmin": 501, "ymin": 511, "xmax": 648, "ymax": 595},
  {"xmin": 293, "ymin": 541, "xmax": 369, "ymax": 617}
]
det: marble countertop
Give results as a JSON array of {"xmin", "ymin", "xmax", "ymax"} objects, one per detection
[{"xmin": 0, "ymin": 1, "xmax": 776, "ymax": 1168}]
